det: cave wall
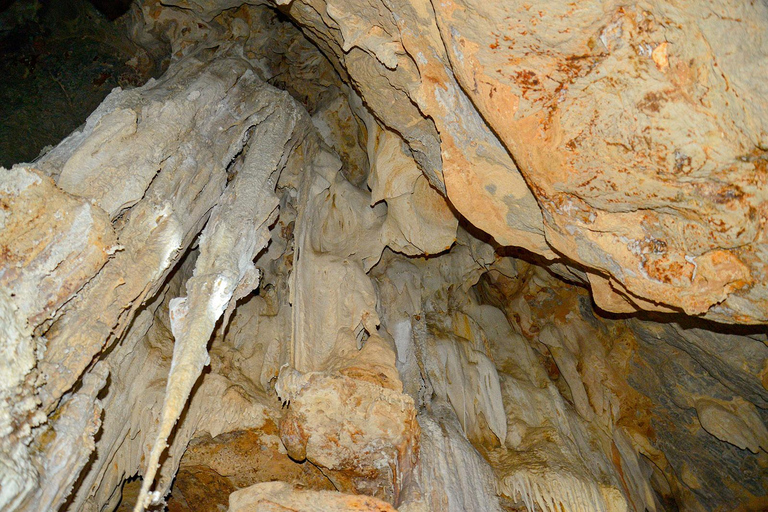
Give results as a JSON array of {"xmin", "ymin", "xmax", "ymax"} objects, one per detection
[
  {"xmin": 0, "ymin": 1, "xmax": 767, "ymax": 511},
  {"xmin": 266, "ymin": 0, "xmax": 768, "ymax": 324}
]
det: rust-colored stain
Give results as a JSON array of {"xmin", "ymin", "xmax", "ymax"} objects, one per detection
[
  {"xmin": 611, "ymin": 441, "xmax": 638, "ymax": 512},
  {"xmin": 637, "ymin": 91, "xmax": 666, "ymax": 113},
  {"xmin": 643, "ymin": 254, "xmax": 694, "ymax": 286}
]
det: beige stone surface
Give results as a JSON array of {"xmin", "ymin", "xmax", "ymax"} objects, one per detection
[
  {"xmin": 228, "ymin": 481, "xmax": 397, "ymax": 512},
  {"xmin": 431, "ymin": 0, "xmax": 768, "ymax": 322},
  {"xmin": 0, "ymin": 2, "xmax": 766, "ymax": 512},
  {"xmin": 276, "ymin": 369, "xmax": 418, "ymax": 503},
  {"xmin": 0, "ymin": 166, "xmax": 116, "ymax": 509},
  {"xmin": 266, "ymin": 0, "xmax": 768, "ymax": 324}
]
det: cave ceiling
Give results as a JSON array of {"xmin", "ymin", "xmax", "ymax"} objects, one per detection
[{"xmin": 0, "ymin": 0, "xmax": 767, "ymax": 511}]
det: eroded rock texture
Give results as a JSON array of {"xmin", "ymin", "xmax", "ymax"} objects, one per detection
[{"xmin": 0, "ymin": 1, "xmax": 766, "ymax": 512}]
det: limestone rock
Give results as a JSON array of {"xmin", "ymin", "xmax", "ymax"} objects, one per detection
[
  {"xmin": 0, "ymin": 166, "xmax": 115, "ymax": 510},
  {"xmin": 275, "ymin": 369, "xmax": 419, "ymax": 503},
  {"xmin": 228, "ymin": 481, "xmax": 397, "ymax": 512},
  {"xmin": 694, "ymin": 397, "xmax": 768, "ymax": 454},
  {"xmin": 1, "ymin": 2, "xmax": 767, "ymax": 512},
  {"xmin": 430, "ymin": 0, "xmax": 768, "ymax": 323}
]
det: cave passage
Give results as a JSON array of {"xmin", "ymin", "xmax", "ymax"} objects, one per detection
[{"xmin": 1, "ymin": 1, "xmax": 767, "ymax": 512}]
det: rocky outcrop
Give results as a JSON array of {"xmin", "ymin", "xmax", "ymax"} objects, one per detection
[
  {"xmin": 228, "ymin": 481, "xmax": 398, "ymax": 512},
  {"xmin": 270, "ymin": 0, "xmax": 768, "ymax": 324}
]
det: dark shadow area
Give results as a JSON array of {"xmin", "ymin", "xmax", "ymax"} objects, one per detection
[
  {"xmin": 461, "ymin": 208, "xmax": 768, "ymax": 337},
  {"xmin": 0, "ymin": 0, "xmax": 155, "ymax": 167},
  {"xmin": 87, "ymin": 0, "xmax": 133, "ymax": 21},
  {"xmin": 592, "ymin": 298, "xmax": 768, "ymax": 337}
]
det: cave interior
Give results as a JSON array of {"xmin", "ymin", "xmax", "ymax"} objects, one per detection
[{"xmin": 1, "ymin": 0, "xmax": 767, "ymax": 511}]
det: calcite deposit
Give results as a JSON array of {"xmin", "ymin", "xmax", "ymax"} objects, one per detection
[{"xmin": 0, "ymin": 0, "xmax": 766, "ymax": 511}]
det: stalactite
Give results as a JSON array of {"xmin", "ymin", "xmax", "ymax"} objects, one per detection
[
  {"xmin": 500, "ymin": 471, "xmax": 612, "ymax": 512},
  {"xmin": 133, "ymin": 73, "xmax": 306, "ymax": 510},
  {"xmin": 1, "ymin": 1, "xmax": 767, "ymax": 511}
]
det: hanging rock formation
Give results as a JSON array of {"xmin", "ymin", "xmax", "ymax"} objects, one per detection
[{"xmin": 0, "ymin": 1, "xmax": 766, "ymax": 511}]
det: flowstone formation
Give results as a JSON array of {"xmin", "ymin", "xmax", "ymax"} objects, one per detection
[{"xmin": 0, "ymin": 1, "xmax": 767, "ymax": 511}]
